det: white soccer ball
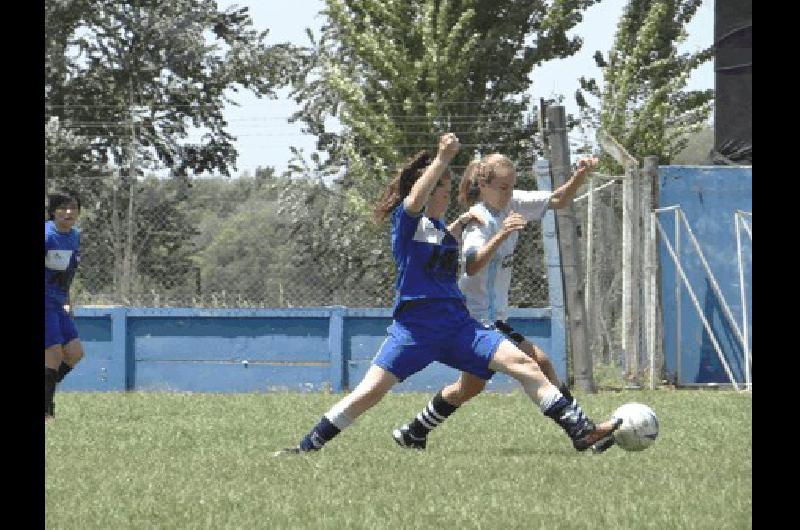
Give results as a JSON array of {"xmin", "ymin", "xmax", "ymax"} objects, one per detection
[{"xmin": 611, "ymin": 402, "xmax": 659, "ymax": 452}]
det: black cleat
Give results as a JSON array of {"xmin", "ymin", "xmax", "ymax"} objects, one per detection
[
  {"xmin": 392, "ymin": 426, "xmax": 427, "ymax": 450},
  {"xmin": 573, "ymin": 418, "xmax": 623, "ymax": 452},
  {"xmin": 591, "ymin": 436, "xmax": 616, "ymax": 454}
]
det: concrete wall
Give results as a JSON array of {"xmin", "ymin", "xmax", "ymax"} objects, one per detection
[{"xmin": 63, "ymin": 307, "xmax": 559, "ymax": 393}]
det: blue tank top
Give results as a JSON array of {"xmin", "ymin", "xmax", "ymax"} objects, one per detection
[{"xmin": 45, "ymin": 220, "xmax": 81, "ymax": 305}]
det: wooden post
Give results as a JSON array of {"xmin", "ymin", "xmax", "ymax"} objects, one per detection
[
  {"xmin": 643, "ymin": 156, "xmax": 659, "ymax": 389},
  {"xmin": 623, "ymin": 162, "xmax": 640, "ymax": 382},
  {"xmin": 547, "ymin": 105, "xmax": 594, "ymax": 393},
  {"xmin": 585, "ymin": 175, "xmax": 595, "ymax": 351}
]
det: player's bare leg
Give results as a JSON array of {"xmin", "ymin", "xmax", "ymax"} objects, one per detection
[{"xmin": 489, "ymin": 340, "xmax": 622, "ymax": 451}]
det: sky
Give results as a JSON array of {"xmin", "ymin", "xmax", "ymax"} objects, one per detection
[{"xmin": 213, "ymin": 0, "xmax": 714, "ymax": 177}]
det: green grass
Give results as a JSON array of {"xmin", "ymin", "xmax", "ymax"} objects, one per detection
[{"xmin": 46, "ymin": 390, "xmax": 751, "ymax": 529}]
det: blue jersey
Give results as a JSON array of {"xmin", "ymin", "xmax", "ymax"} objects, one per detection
[
  {"xmin": 390, "ymin": 203, "xmax": 464, "ymax": 314},
  {"xmin": 45, "ymin": 220, "xmax": 81, "ymax": 306}
]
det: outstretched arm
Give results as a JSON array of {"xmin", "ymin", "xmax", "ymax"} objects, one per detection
[
  {"xmin": 549, "ymin": 157, "xmax": 598, "ymax": 210},
  {"xmin": 403, "ymin": 133, "xmax": 460, "ymax": 215}
]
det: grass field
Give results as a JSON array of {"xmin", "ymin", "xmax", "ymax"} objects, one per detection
[{"xmin": 46, "ymin": 389, "xmax": 751, "ymax": 529}]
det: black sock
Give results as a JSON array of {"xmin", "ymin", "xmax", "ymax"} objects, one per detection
[
  {"xmin": 558, "ymin": 383, "xmax": 574, "ymax": 403},
  {"xmin": 406, "ymin": 390, "xmax": 459, "ymax": 439},
  {"xmin": 56, "ymin": 362, "xmax": 73, "ymax": 383},
  {"xmin": 299, "ymin": 416, "xmax": 341, "ymax": 451},
  {"xmin": 543, "ymin": 395, "xmax": 591, "ymax": 439},
  {"xmin": 45, "ymin": 367, "xmax": 58, "ymax": 416}
]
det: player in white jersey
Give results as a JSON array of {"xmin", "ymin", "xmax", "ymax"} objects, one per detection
[{"xmin": 393, "ymin": 153, "xmax": 610, "ymax": 451}]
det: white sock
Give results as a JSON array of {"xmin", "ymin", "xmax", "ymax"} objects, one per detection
[
  {"xmin": 538, "ymin": 384, "xmax": 564, "ymax": 413},
  {"xmin": 324, "ymin": 401, "xmax": 354, "ymax": 430}
]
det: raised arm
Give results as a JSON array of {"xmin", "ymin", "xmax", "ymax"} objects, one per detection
[
  {"xmin": 403, "ymin": 133, "xmax": 460, "ymax": 215},
  {"xmin": 548, "ymin": 157, "xmax": 598, "ymax": 210}
]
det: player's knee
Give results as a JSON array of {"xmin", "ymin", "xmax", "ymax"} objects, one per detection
[
  {"xmin": 64, "ymin": 342, "xmax": 84, "ymax": 365},
  {"xmin": 508, "ymin": 355, "xmax": 546, "ymax": 385},
  {"xmin": 447, "ymin": 377, "xmax": 485, "ymax": 403},
  {"xmin": 45, "ymin": 346, "xmax": 65, "ymax": 369},
  {"xmin": 534, "ymin": 351, "xmax": 552, "ymax": 369}
]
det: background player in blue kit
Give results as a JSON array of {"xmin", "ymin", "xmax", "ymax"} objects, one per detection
[
  {"xmin": 392, "ymin": 153, "xmax": 607, "ymax": 451},
  {"xmin": 45, "ymin": 190, "xmax": 85, "ymax": 420},
  {"xmin": 275, "ymin": 134, "xmax": 620, "ymax": 455}
]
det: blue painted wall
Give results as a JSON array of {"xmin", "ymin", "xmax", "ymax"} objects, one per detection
[
  {"xmin": 62, "ymin": 307, "xmax": 560, "ymax": 393},
  {"xmin": 658, "ymin": 166, "xmax": 752, "ymax": 385}
]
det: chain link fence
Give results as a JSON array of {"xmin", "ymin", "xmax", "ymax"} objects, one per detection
[
  {"xmin": 573, "ymin": 178, "xmax": 625, "ymax": 368},
  {"xmin": 46, "ymin": 166, "xmax": 550, "ymax": 309}
]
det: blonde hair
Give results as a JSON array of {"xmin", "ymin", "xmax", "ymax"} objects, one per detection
[{"xmin": 457, "ymin": 153, "xmax": 515, "ymax": 206}]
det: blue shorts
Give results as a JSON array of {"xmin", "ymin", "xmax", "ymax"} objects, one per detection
[
  {"xmin": 45, "ymin": 301, "xmax": 79, "ymax": 349},
  {"xmin": 373, "ymin": 299, "xmax": 507, "ymax": 382}
]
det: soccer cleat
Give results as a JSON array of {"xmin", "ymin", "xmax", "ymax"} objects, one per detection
[
  {"xmin": 591, "ymin": 436, "xmax": 616, "ymax": 454},
  {"xmin": 572, "ymin": 417, "xmax": 623, "ymax": 452},
  {"xmin": 392, "ymin": 426, "xmax": 427, "ymax": 450}
]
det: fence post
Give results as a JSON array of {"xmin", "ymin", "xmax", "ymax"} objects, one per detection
[
  {"xmin": 623, "ymin": 161, "xmax": 641, "ymax": 382},
  {"xmin": 329, "ymin": 307, "xmax": 346, "ymax": 392},
  {"xmin": 110, "ymin": 306, "xmax": 130, "ymax": 390},
  {"xmin": 643, "ymin": 156, "xmax": 660, "ymax": 389},
  {"xmin": 536, "ymin": 159, "xmax": 568, "ymax": 385},
  {"xmin": 546, "ymin": 105, "xmax": 594, "ymax": 392},
  {"xmin": 585, "ymin": 175, "xmax": 595, "ymax": 353}
]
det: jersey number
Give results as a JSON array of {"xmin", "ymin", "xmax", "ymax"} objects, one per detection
[{"xmin": 425, "ymin": 247, "xmax": 459, "ymax": 278}]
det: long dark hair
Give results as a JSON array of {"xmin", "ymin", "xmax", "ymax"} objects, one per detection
[{"xmin": 372, "ymin": 150, "xmax": 432, "ymax": 222}]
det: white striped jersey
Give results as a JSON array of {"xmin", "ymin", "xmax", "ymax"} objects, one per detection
[{"xmin": 459, "ymin": 189, "xmax": 552, "ymax": 323}]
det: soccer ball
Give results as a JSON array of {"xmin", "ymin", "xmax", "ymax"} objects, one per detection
[{"xmin": 611, "ymin": 402, "xmax": 659, "ymax": 452}]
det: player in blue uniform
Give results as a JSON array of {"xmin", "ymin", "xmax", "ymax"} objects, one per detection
[
  {"xmin": 275, "ymin": 134, "xmax": 620, "ymax": 454},
  {"xmin": 45, "ymin": 190, "xmax": 84, "ymax": 420},
  {"xmin": 391, "ymin": 154, "xmax": 619, "ymax": 452}
]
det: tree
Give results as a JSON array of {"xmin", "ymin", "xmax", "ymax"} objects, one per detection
[
  {"xmin": 290, "ymin": 0, "xmax": 602, "ymax": 185},
  {"xmin": 45, "ymin": 0, "xmax": 302, "ymax": 176},
  {"xmin": 575, "ymin": 0, "xmax": 713, "ymax": 169},
  {"xmin": 45, "ymin": 0, "xmax": 303, "ymax": 304}
]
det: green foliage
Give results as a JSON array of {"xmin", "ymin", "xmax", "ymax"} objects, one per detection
[
  {"xmin": 45, "ymin": 0, "xmax": 302, "ymax": 176},
  {"xmin": 46, "ymin": 390, "xmax": 752, "ymax": 528},
  {"xmin": 290, "ymin": 0, "xmax": 601, "ymax": 185},
  {"xmin": 575, "ymin": 0, "xmax": 713, "ymax": 171},
  {"xmin": 45, "ymin": 0, "xmax": 301, "ymax": 304}
]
